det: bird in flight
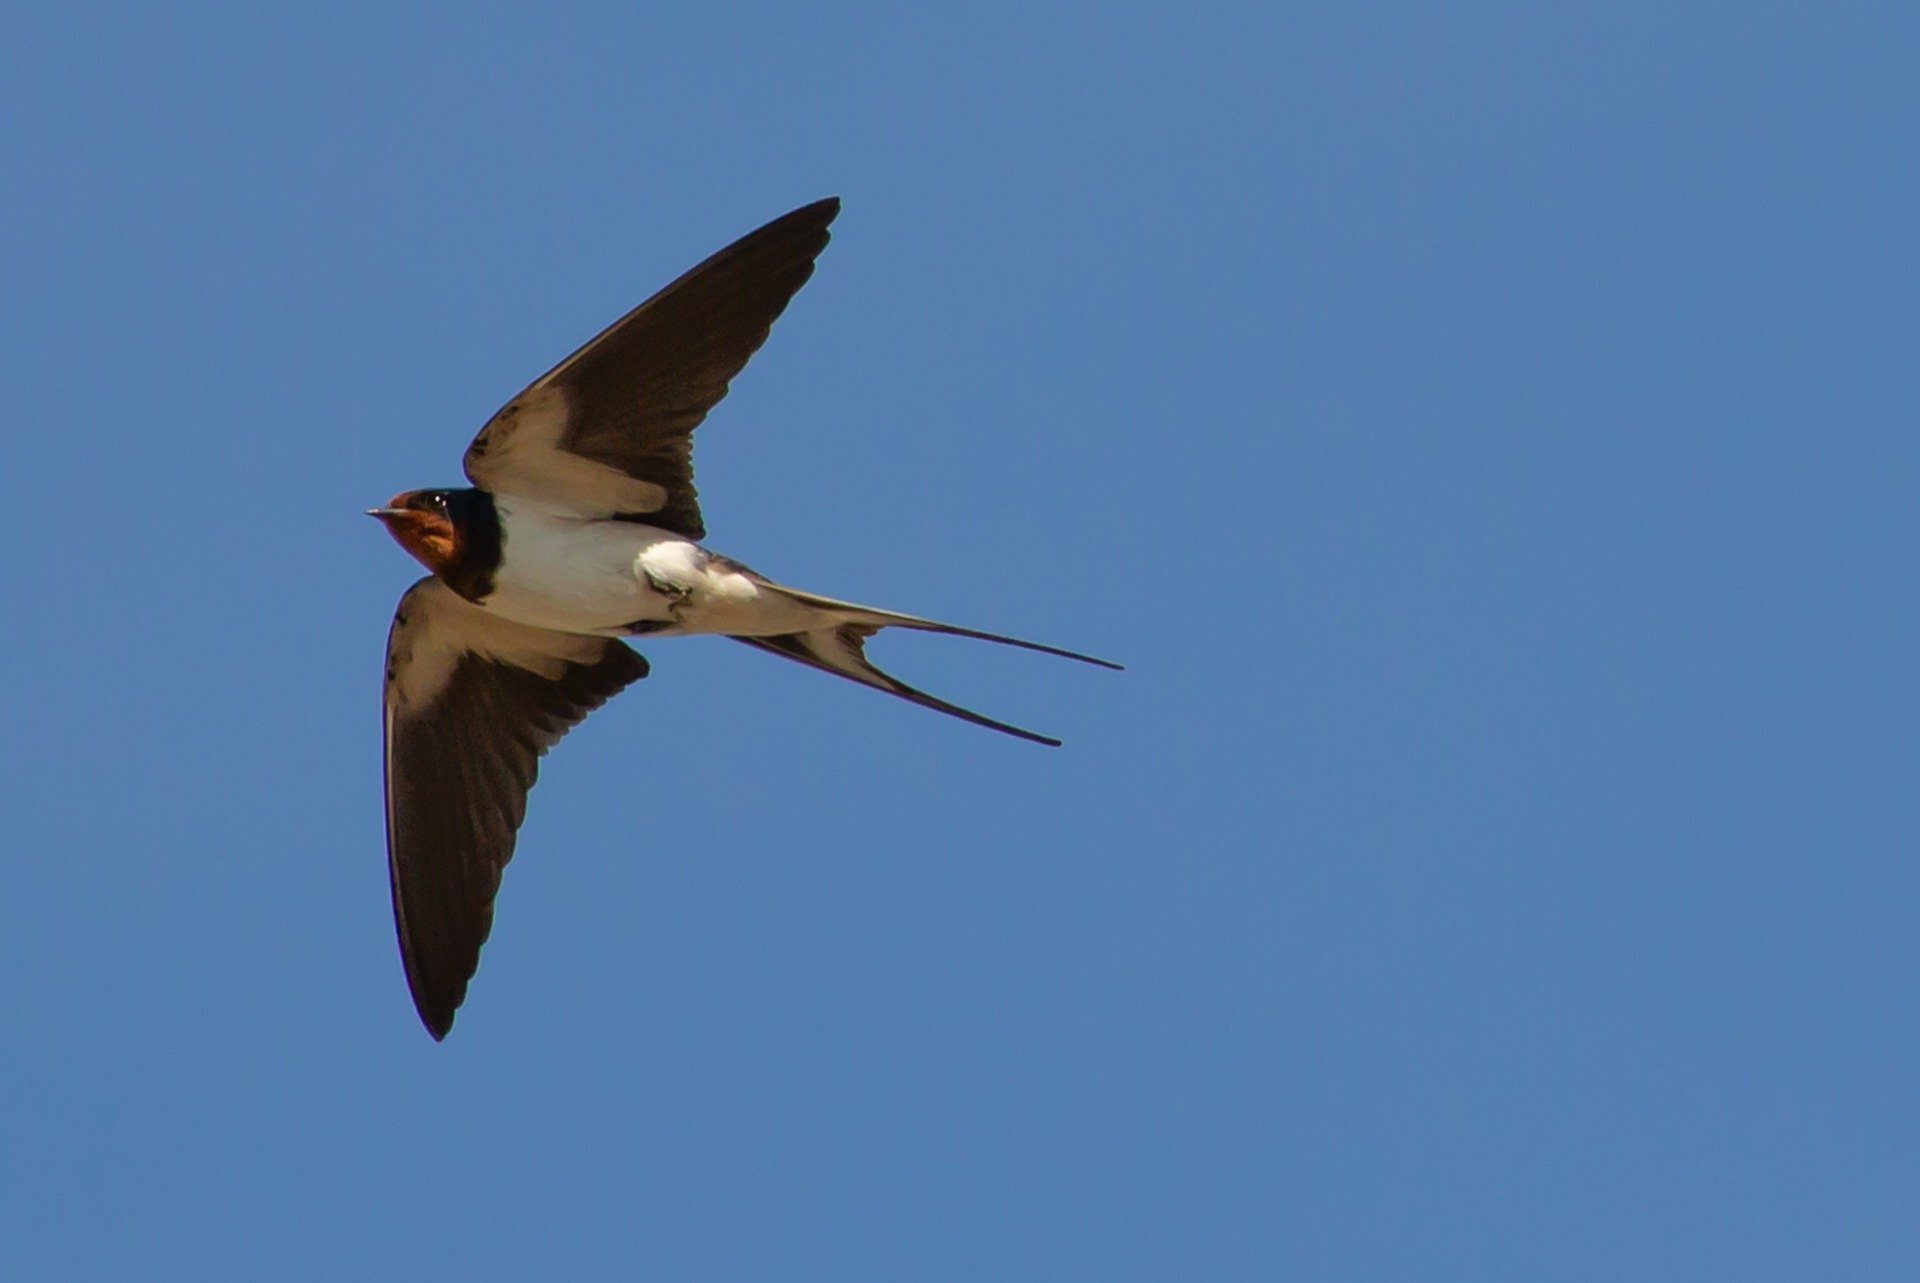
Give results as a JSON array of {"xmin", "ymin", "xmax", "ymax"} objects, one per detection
[{"xmin": 370, "ymin": 198, "xmax": 1117, "ymax": 1039}]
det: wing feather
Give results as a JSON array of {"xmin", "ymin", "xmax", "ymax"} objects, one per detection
[
  {"xmin": 382, "ymin": 578, "xmax": 648, "ymax": 1039},
  {"xmin": 463, "ymin": 198, "xmax": 840, "ymax": 537}
]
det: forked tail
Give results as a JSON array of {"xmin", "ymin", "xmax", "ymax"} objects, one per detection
[{"xmin": 734, "ymin": 586, "xmax": 1120, "ymax": 746}]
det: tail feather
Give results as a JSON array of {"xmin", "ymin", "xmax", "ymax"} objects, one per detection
[
  {"xmin": 735, "ymin": 624, "xmax": 1065, "ymax": 746},
  {"xmin": 758, "ymin": 583, "xmax": 1123, "ymax": 672}
]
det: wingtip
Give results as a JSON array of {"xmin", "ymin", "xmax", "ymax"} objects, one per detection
[
  {"xmin": 413, "ymin": 996, "xmax": 456, "ymax": 1041},
  {"xmin": 792, "ymin": 196, "xmax": 841, "ymax": 228}
]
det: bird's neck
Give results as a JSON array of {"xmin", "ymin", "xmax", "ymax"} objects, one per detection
[{"xmin": 441, "ymin": 488, "xmax": 503, "ymax": 601}]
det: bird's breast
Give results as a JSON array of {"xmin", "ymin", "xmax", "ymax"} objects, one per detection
[
  {"xmin": 475, "ymin": 500, "xmax": 817, "ymax": 639},
  {"xmin": 478, "ymin": 502, "xmax": 679, "ymax": 635}
]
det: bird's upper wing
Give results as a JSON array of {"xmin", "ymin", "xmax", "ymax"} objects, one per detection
[
  {"xmin": 382, "ymin": 577, "xmax": 649, "ymax": 1039},
  {"xmin": 461, "ymin": 197, "xmax": 841, "ymax": 539}
]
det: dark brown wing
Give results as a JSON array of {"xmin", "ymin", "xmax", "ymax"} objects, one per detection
[
  {"xmin": 382, "ymin": 578, "xmax": 648, "ymax": 1039},
  {"xmin": 462, "ymin": 197, "xmax": 841, "ymax": 539}
]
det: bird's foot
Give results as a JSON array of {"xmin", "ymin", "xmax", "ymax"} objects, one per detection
[{"xmin": 642, "ymin": 567, "xmax": 696, "ymax": 622}]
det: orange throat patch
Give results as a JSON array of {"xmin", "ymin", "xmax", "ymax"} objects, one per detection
[{"xmin": 381, "ymin": 510, "xmax": 458, "ymax": 574}]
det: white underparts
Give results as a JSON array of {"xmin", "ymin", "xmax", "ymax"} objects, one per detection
[{"xmin": 480, "ymin": 497, "xmax": 824, "ymax": 639}]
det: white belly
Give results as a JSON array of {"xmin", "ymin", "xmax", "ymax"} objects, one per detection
[{"xmin": 480, "ymin": 499, "xmax": 820, "ymax": 638}]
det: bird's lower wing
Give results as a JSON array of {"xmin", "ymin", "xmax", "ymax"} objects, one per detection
[{"xmin": 382, "ymin": 577, "xmax": 648, "ymax": 1039}]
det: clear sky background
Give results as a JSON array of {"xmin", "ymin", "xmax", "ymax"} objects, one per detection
[{"xmin": 2, "ymin": 3, "xmax": 1914, "ymax": 1278}]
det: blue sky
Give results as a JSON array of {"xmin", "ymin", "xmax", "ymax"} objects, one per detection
[{"xmin": 2, "ymin": 3, "xmax": 1915, "ymax": 1278}]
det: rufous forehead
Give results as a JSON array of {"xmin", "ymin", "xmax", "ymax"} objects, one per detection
[{"xmin": 386, "ymin": 490, "xmax": 420, "ymax": 510}]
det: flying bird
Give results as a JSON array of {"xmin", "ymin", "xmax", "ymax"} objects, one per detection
[{"xmin": 371, "ymin": 198, "xmax": 1116, "ymax": 1039}]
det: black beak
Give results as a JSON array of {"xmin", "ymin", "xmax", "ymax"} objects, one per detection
[{"xmin": 367, "ymin": 508, "xmax": 405, "ymax": 518}]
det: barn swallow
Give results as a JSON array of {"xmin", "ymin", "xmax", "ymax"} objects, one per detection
[{"xmin": 370, "ymin": 198, "xmax": 1117, "ymax": 1039}]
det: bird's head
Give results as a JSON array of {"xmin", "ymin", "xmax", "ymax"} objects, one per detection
[{"xmin": 368, "ymin": 490, "xmax": 458, "ymax": 573}]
